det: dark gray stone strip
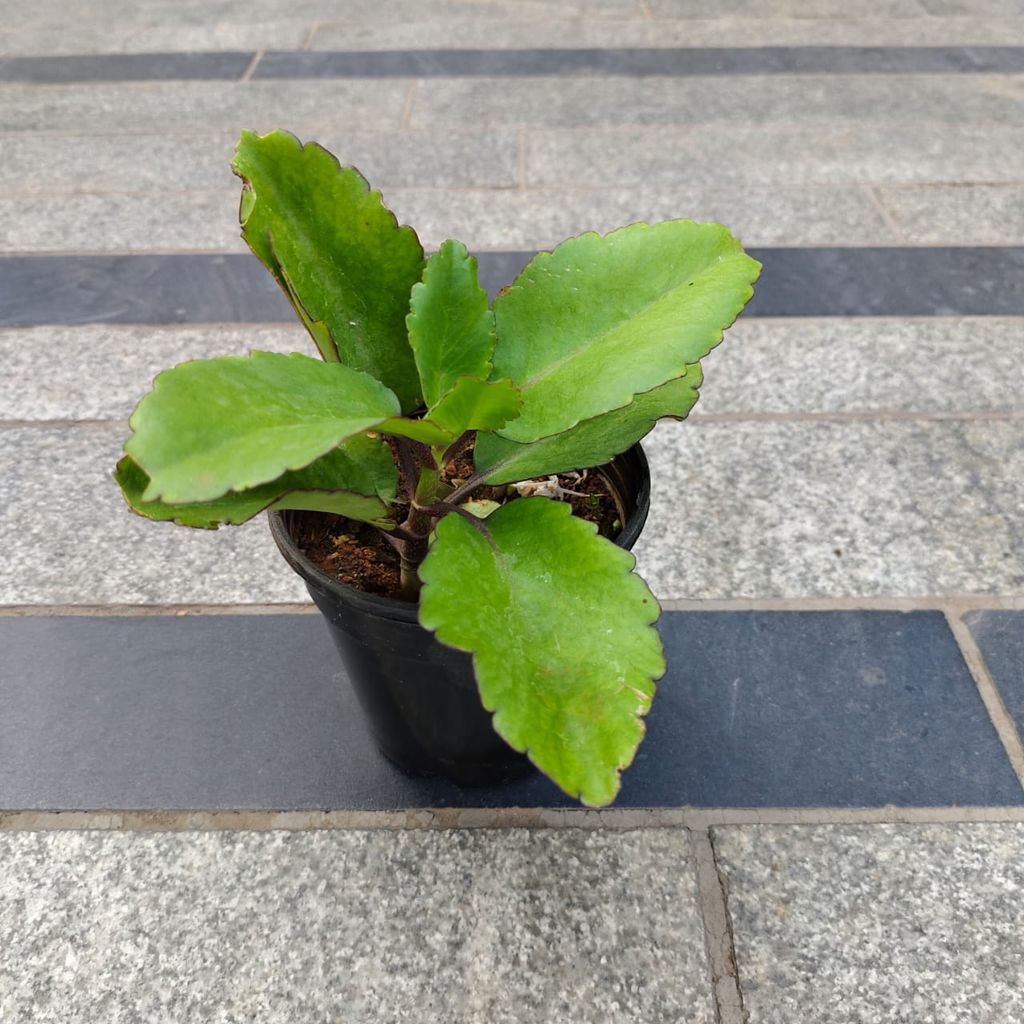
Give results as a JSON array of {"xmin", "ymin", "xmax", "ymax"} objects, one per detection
[
  {"xmin": 0, "ymin": 52, "xmax": 254, "ymax": 84},
  {"xmin": 0, "ymin": 611, "xmax": 1019, "ymax": 812},
  {"xmin": 3, "ymin": 249, "xmax": 1022, "ymax": 325},
  {"xmin": 254, "ymin": 46, "xmax": 1024, "ymax": 78},
  {"xmin": 964, "ymin": 611, "xmax": 1024, "ymax": 753},
  {"xmin": 4, "ymin": 48, "xmax": 1024, "ymax": 83}
]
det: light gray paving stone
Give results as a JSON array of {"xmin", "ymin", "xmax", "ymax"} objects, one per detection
[
  {"xmin": 921, "ymin": 0, "xmax": 1024, "ymax": 14},
  {"xmin": 5, "ymin": 320, "xmax": 1022, "ymax": 425},
  {"xmin": 0, "ymin": 326, "xmax": 307, "ymax": 420},
  {"xmin": 697, "ymin": 317, "xmax": 1024, "ymax": 416},
  {"xmin": 0, "ymin": 130, "xmax": 517, "ymax": 195},
  {"xmin": 312, "ymin": 15, "xmax": 1024, "ymax": 49},
  {"xmin": 0, "ymin": 20, "xmax": 312, "ymax": 56},
  {"xmin": 0, "ymin": 80, "xmax": 408, "ymax": 134},
  {"xmin": 648, "ymin": 0, "xmax": 928, "ymax": 14},
  {"xmin": 0, "ymin": 192, "xmax": 243, "ymax": 252},
  {"xmin": 0, "ymin": 425, "xmax": 306, "ymax": 605},
  {"xmin": 412, "ymin": 74, "xmax": 1024, "ymax": 129},
  {"xmin": 875, "ymin": 184, "xmax": 1024, "ymax": 244},
  {"xmin": 631, "ymin": 417, "xmax": 1024, "ymax": 599},
  {"xmin": 0, "ymin": 183, "xmax": 893, "ymax": 253},
  {"xmin": 715, "ymin": 824, "xmax": 1024, "ymax": 1024},
  {"xmin": 528, "ymin": 122, "xmax": 1024, "ymax": 188},
  {"xmin": 0, "ymin": 828, "xmax": 713, "ymax": 1024},
  {"xmin": 387, "ymin": 185, "xmax": 895, "ymax": 248}
]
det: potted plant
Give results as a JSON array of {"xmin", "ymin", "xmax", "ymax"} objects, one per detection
[{"xmin": 115, "ymin": 129, "xmax": 760, "ymax": 807}]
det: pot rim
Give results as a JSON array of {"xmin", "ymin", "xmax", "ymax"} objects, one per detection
[{"xmin": 269, "ymin": 442, "xmax": 651, "ymax": 625}]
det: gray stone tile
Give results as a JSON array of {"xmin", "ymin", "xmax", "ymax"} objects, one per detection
[
  {"xmin": 715, "ymin": 824, "xmax": 1024, "ymax": 1024},
  {"xmin": 0, "ymin": 80, "xmax": 408, "ymax": 134},
  {"xmin": 648, "ymin": 0, "xmax": 928, "ymax": 14},
  {"xmin": 0, "ymin": 425, "xmax": 305, "ymax": 605},
  {"xmin": 0, "ymin": 52, "xmax": 252, "ymax": 83},
  {"xmin": 6, "ymin": 319, "xmax": 1021, "ymax": 425},
  {"xmin": 0, "ymin": 20, "xmax": 313, "ymax": 56},
  {"xmin": 0, "ymin": 829, "xmax": 713, "ymax": 1024},
  {"xmin": 0, "ymin": 325, "xmax": 306, "ymax": 420},
  {"xmin": 312, "ymin": 16, "xmax": 1024, "ymax": 49},
  {"xmin": 412, "ymin": 74, "xmax": 1024, "ymax": 128},
  {"xmin": 922, "ymin": 0, "xmax": 1024, "ymax": 13},
  {"xmin": 255, "ymin": 46, "xmax": 1024, "ymax": 79},
  {"xmin": 632, "ymin": 418, "xmax": 1024, "ymax": 600},
  {"xmin": 697, "ymin": 317, "xmax": 1024, "ymax": 416},
  {"xmin": 875, "ymin": 184, "xmax": 1024, "ymax": 244},
  {"xmin": 528, "ymin": 122, "xmax": 1024, "ymax": 187},
  {"xmin": 0, "ymin": 192, "xmax": 243, "ymax": 252},
  {"xmin": 0, "ymin": 130, "xmax": 517, "ymax": 195},
  {"xmin": 386, "ymin": 185, "xmax": 895, "ymax": 248}
]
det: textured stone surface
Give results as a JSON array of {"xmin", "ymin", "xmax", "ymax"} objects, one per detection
[
  {"xmin": 0, "ymin": 425, "xmax": 305, "ymax": 605},
  {"xmin": 527, "ymin": 123, "xmax": 1024, "ymax": 187},
  {"xmin": 716, "ymin": 824, "xmax": 1024, "ymax": 1024},
  {"xmin": 0, "ymin": 828, "xmax": 715, "ymax": 1024},
  {"xmin": 412, "ymin": 74, "xmax": 1024, "ymax": 129},
  {"xmin": 0, "ymin": 325, "xmax": 305, "ymax": 420},
  {"xmin": 0, "ymin": 130, "xmax": 517, "ymax": 194},
  {"xmin": 0, "ymin": 80, "xmax": 408, "ymax": 134},
  {"xmin": 965, "ymin": 610, "xmax": 1024, "ymax": 730},
  {"xmin": 696, "ymin": 317, "xmax": 1024, "ymax": 416},
  {"xmin": 632, "ymin": 417, "xmax": 1024, "ymax": 600},
  {"xmin": 648, "ymin": 0, "xmax": 928, "ymax": 15},
  {"xmin": 9, "ymin": 319, "xmax": 1020, "ymax": 423},
  {"xmin": 311, "ymin": 16, "xmax": 1024, "ymax": 49},
  {"xmin": 0, "ymin": 184, "xmax": 893, "ymax": 253},
  {"xmin": 876, "ymin": 184, "xmax": 1024, "ymax": 244},
  {"xmin": 5, "ymin": 611, "xmax": 1017, "ymax": 810},
  {"xmin": 0, "ymin": 51, "xmax": 252, "ymax": 83},
  {"xmin": 388, "ymin": 185, "xmax": 894, "ymax": 249}
]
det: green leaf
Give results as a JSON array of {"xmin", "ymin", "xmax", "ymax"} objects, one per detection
[
  {"xmin": 408, "ymin": 239, "xmax": 496, "ymax": 407},
  {"xmin": 125, "ymin": 351, "xmax": 401, "ymax": 504},
  {"xmin": 492, "ymin": 220, "xmax": 760, "ymax": 442},
  {"xmin": 115, "ymin": 436, "xmax": 397, "ymax": 528},
  {"xmin": 429, "ymin": 375, "xmax": 521, "ymax": 437},
  {"xmin": 475, "ymin": 365, "xmax": 702, "ymax": 484},
  {"xmin": 419, "ymin": 497, "xmax": 665, "ymax": 806},
  {"xmin": 233, "ymin": 129, "xmax": 425, "ymax": 411},
  {"xmin": 380, "ymin": 377, "xmax": 521, "ymax": 447}
]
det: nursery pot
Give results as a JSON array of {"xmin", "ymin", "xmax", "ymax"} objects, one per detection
[{"xmin": 269, "ymin": 443, "xmax": 651, "ymax": 787}]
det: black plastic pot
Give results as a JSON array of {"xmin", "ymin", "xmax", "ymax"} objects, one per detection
[{"xmin": 269, "ymin": 443, "xmax": 651, "ymax": 787}]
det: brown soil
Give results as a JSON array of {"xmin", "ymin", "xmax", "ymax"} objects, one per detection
[{"xmin": 293, "ymin": 453, "xmax": 624, "ymax": 602}]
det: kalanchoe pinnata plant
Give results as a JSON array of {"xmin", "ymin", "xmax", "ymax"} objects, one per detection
[{"xmin": 116, "ymin": 129, "xmax": 760, "ymax": 806}]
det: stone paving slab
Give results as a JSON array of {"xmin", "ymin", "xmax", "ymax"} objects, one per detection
[
  {"xmin": 635, "ymin": 417, "xmax": 1024, "ymax": 600},
  {"xmin": 2, "ymin": 416, "xmax": 1022, "ymax": 606},
  {"xmin": 410, "ymin": 74, "xmax": 1024, "ymax": 129},
  {"xmin": 310, "ymin": 17, "xmax": 1024, "ymax": 50},
  {"xmin": 2, "ymin": 611, "xmax": 1019, "ymax": 811},
  {"xmin": 715, "ymin": 823, "xmax": 1024, "ymax": 1024},
  {"xmin": 0, "ymin": 828, "xmax": 714, "ymax": 1024},
  {"xmin": 5, "ymin": 319, "xmax": 1021, "ymax": 423},
  {"xmin": 0, "ymin": 51, "xmax": 252, "ymax": 84},
  {"xmin": 0, "ymin": 425, "xmax": 306, "ymax": 607},
  {"xmin": 0, "ymin": 80, "xmax": 408, "ymax": 134},
  {"xmin": 7, "ymin": 248, "xmax": 1024, "ymax": 325},
  {"xmin": 0, "ymin": 130, "xmax": 517, "ymax": 194},
  {"xmin": 965, "ymin": 611, "xmax": 1024, "ymax": 739},
  {"xmin": 876, "ymin": 184, "xmax": 1024, "ymax": 244},
  {"xmin": 526, "ymin": 123, "xmax": 1024, "ymax": 187},
  {"xmin": 247, "ymin": 46, "xmax": 1024, "ymax": 79},
  {"xmin": 0, "ymin": 185, "xmax": 895, "ymax": 253}
]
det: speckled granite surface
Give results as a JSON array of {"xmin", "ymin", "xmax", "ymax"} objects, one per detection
[
  {"xmin": 0, "ymin": 828, "xmax": 714, "ymax": 1024},
  {"xmin": 715, "ymin": 824, "xmax": 1024, "ymax": 1024}
]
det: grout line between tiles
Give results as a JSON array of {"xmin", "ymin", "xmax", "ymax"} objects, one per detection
[
  {"xmin": 946, "ymin": 611, "xmax": 1024, "ymax": 792},
  {"xmin": 302, "ymin": 24, "xmax": 320, "ymax": 52},
  {"xmin": 399, "ymin": 79, "xmax": 417, "ymax": 130},
  {"xmin": 238, "ymin": 50, "xmax": 263, "ymax": 83},
  {"xmin": 861, "ymin": 181, "xmax": 910, "ymax": 243},
  {"xmin": 690, "ymin": 828, "xmax": 746, "ymax": 1024}
]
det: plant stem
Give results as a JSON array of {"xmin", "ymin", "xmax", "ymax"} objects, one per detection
[{"xmin": 397, "ymin": 504, "xmax": 431, "ymax": 599}]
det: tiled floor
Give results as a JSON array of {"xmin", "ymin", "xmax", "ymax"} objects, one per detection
[{"xmin": 1, "ymin": 3, "xmax": 1023, "ymax": 1021}]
